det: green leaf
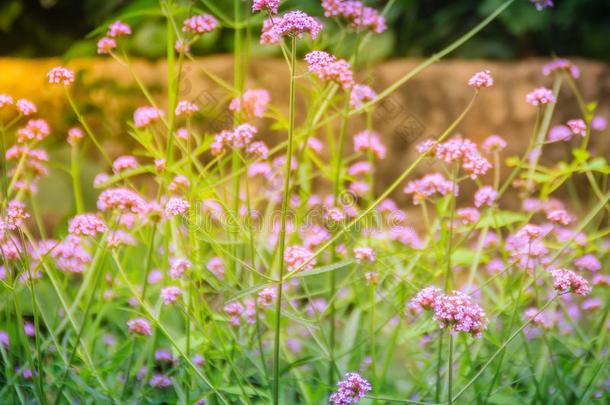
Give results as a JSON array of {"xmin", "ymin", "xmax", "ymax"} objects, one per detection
[{"xmin": 477, "ymin": 210, "xmax": 526, "ymax": 229}]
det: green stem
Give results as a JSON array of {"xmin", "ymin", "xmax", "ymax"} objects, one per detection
[{"xmin": 272, "ymin": 36, "xmax": 297, "ymax": 405}]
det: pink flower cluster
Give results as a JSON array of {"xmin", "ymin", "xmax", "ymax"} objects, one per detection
[
  {"xmin": 51, "ymin": 236, "xmax": 92, "ymax": 274},
  {"xmin": 322, "ymin": 0, "xmax": 387, "ymax": 33},
  {"xmin": 305, "ymin": 51, "xmax": 354, "ymax": 90},
  {"xmin": 160, "ymin": 286, "xmax": 184, "ymax": 305},
  {"xmin": 432, "ymin": 291, "xmax": 488, "ymax": 338},
  {"xmin": 252, "ymin": 0, "xmax": 280, "ymax": 14},
  {"xmin": 481, "ymin": 135, "xmax": 507, "ymax": 153},
  {"xmin": 349, "ymin": 84, "xmax": 377, "ymax": 109},
  {"xmin": 175, "ymin": 100, "xmax": 199, "ymax": 117},
  {"xmin": 97, "ymin": 187, "xmax": 147, "ymax": 214},
  {"xmin": 112, "ymin": 155, "xmax": 138, "ymax": 173},
  {"xmin": 97, "ymin": 37, "xmax": 116, "ymax": 54},
  {"xmin": 165, "ymin": 197, "xmax": 190, "ymax": 217},
  {"xmin": 353, "ymin": 130, "xmax": 386, "ymax": 159},
  {"xmin": 68, "ymin": 214, "xmax": 107, "ymax": 236},
  {"xmin": 329, "ymin": 372, "xmax": 372, "ymax": 404},
  {"xmin": 134, "ymin": 106, "xmax": 164, "ymax": 129},
  {"xmin": 107, "ymin": 21, "xmax": 132, "ymax": 37},
  {"xmin": 229, "ymin": 89, "xmax": 271, "ymax": 118},
  {"xmin": 468, "ymin": 70, "xmax": 494, "ymax": 89},
  {"xmin": 260, "ymin": 11, "xmax": 322, "ymax": 45},
  {"xmin": 17, "ymin": 119, "xmax": 51, "ymax": 143},
  {"xmin": 407, "ymin": 286, "xmax": 442, "ymax": 314},
  {"xmin": 182, "ymin": 14, "xmax": 219, "ymax": 34},
  {"xmin": 542, "ymin": 58, "xmax": 580, "ymax": 79},
  {"xmin": 257, "ymin": 287, "xmax": 277, "ymax": 307},
  {"xmin": 127, "ymin": 318, "xmax": 152, "ymax": 336},
  {"xmin": 211, "ymin": 124, "xmax": 258, "ymax": 155},
  {"xmin": 474, "ymin": 186, "xmax": 497, "ymax": 208},
  {"xmin": 550, "ymin": 269, "xmax": 591, "ymax": 296},
  {"xmin": 353, "ymin": 246, "xmax": 376, "ymax": 263},
  {"xmin": 169, "ymin": 257, "xmax": 191, "ymax": 279},
  {"xmin": 526, "ymin": 87, "xmax": 556, "ymax": 106},
  {"xmin": 284, "ymin": 245, "xmax": 316, "ymax": 272},
  {"xmin": 404, "ymin": 173, "xmax": 456, "ymax": 204},
  {"xmin": 47, "ymin": 66, "xmax": 75, "ymax": 85},
  {"xmin": 434, "ymin": 137, "xmax": 492, "ymax": 179}
]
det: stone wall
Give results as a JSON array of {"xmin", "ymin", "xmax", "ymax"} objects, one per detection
[{"xmin": 1, "ymin": 56, "xmax": 609, "ymax": 208}]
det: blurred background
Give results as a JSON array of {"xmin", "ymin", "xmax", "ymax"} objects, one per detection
[
  {"xmin": 1, "ymin": 0, "xmax": 610, "ymax": 62},
  {"xmin": 1, "ymin": 0, "xmax": 609, "ymax": 230}
]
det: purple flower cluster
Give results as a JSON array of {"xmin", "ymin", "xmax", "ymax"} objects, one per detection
[
  {"xmin": 329, "ymin": 372, "xmax": 372, "ymax": 404},
  {"xmin": 435, "ymin": 137, "xmax": 492, "ymax": 179},
  {"xmin": 404, "ymin": 173, "xmax": 457, "ymax": 205},
  {"xmin": 550, "ymin": 269, "xmax": 591, "ymax": 296},
  {"xmin": 305, "ymin": 51, "xmax": 354, "ymax": 90},
  {"xmin": 260, "ymin": 11, "xmax": 322, "ymax": 44},
  {"xmin": 322, "ymin": 0, "xmax": 386, "ymax": 33}
]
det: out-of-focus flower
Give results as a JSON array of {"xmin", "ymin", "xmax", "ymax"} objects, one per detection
[
  {"xmin": 354, "ymin": 247, "xmax": 376, "ymax": 263},
  {"xmin": 481, "ymin": 135, "xmax": 507, "ymax": 153},
  {"xmin": 474, "ymin": 186, "xmax": 497, "ymax": 208},
  {"xmin": 526, "ymin": 87, "xmax": 556, "ymax": 106},
  {"xmin": 112, "ymin": 155, "xmax": 138, "ymax": 173},
  {"xmin": 17, "ymin": 119, "xmax": 51, "ymax": 143},
  {"xmin": 252, "ymin": 0, "xmax": 280, "ymax": 14},
  {"xmin": 574, "ymin": 254, "xmax": 601, "ymax": 273},
  {"xmin": 353, "ymin": 130, "xmax": 386, "ymax": 159},
  {"xmin": 322, "ymin": 0, "xmax": 386, "ymax": 33},
  {"xmin": 432, "ymin": 291, "xmax": 488, "ymax": 338},
  {"xmin": 107, "ymin": 21, "xmax": 132, "ymax": 37},
  {"xmin": 350, "ymin": 84, "xmax": 377, "ymax": 109},
  {"xmin": 257, "ymin": 287, "xmax": 277, "ymax": 307},
  {"xmin": 68, "ymin": 214, "xmax": 107, "ymax": 237},
  {"xmin": 16, "ymin": 99, "xmax": 36, "ymax": 116},
  {"xmin": 47, "ymin": 66, "xmax": 75, "ymax": 85},
  {"xmin": 97, "ymin": 187, "xmax": 147, "ymax": 214},
  {"xmin": 97, "ymin": 37, "xmax": 116, "ymax": 54},
  {"xmin": 182, "ymin": 14, "xmax": 219, "ymax": 34},
  {"xmin": 134, "ymin": 106, "xmax": 164, "ymax": 129},
  {"xmin": 67, "ymin": 127, "xmax": 84, "ymax": 145},
  {"xmin": 229, "ymin": 89, "xmax": 270, "ymax": 118},
  {"xmin": 175, "ymin": 100, "xmax": 199, "ymax": 117},
  {"xmin": 551, "ymin": 269, "xmax": 591, "ymax": 296},
  {"xmin": 468, "ymin": 70, "xmax": 494, "ymax": 89},
  {"xmin": 542, "ymin": 58, "xmax": 579, "ymax": 79},
  {"xmin": 160, "ymin": 286, "xmax": 183, "ymax": 305},
  {"xmin": 127, "ymin": 318, "xmax": 152, "ymax": 336},
  {"xmin": 404, "ymin": 172, "xmax": 456, "ymax": 204},
  {"xmin": 165, "ymin": 197, "xmax": 190, "ymax": 217},
  {"xmin": 591, "ymin": 116, "xmax": 607, "ymax": 131},
  {"xmin": 285, "ymin": 245, "xmax": 316, "ymax": 272},
  {"xmin": 530, "ymin": 0, "xmax": 554, "ymax": 11},
  {"xmin": 567, "ymin": 119, "xmax": 586, "ymax": 137},
  {"xmin": 169, "ymin": 257, "xmax": 191, "ymax": 279}
]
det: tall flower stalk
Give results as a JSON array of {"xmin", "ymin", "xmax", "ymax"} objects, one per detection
[{"xmin": 272, "ymin": 36, "xmax": 297, "ymax": 405}]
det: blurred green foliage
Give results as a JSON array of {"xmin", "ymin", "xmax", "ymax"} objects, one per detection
[{"xmin": 1, "ymin": 0, "xmax": 609, "ymax": 61}]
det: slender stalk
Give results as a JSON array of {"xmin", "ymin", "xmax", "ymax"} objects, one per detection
[
  {"xmin": 272, "ymin": 36, "xmax": 297, "ymax": 405},
  {"xmin": 70, "ymin": 142, "xmax": 84, "ymax": 213},
  {"xmin": 447, "ymin": 334, "xmax": 454, "ymax": 405}
]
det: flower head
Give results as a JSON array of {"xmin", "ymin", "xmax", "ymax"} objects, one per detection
[
  {"xmin": 97, "ymin": 187, "xmax": 147, "ymax": 214},
  {"xmin": 134, "ymin": 106, "xmax": 164, "ymax": 129},
  {"xmin": 530, "ymin": 0, "xmax": 554, "ymax": 11},
  {"xmin": 542, "ymin": 58, "xmax": 579, "ymax": 79},
  {"xmin": 165, "ymin": 197, "xmax": 190, "ymax": 217},
  {"xmin": 160, "ymin": 286, "xmax": 183, "ymax": 305},
  {"xmin": 468, "ymin": 70, "xmax": 494, "ymax": 89},
  {"xmin": 329, "ymin": 372, "xmax": 372, "ymax": 404},
  {"xmin": 474, "ymin": 186, "xmax": 497, "ymax": 208},
  {"xmin": 127, "ymin": 318, "xmax": 152, "ymax": 336},
  {"xmin": 16, "ymin": 99, "xmax": 36, "ymax": 116},
  {"xmin": 229, "ymin": 89, "xmax": 270, "ymax": 118},
  {"xmin": 284, "ymin": 245, "xmax": 316, "ymax": 272},
  {"xmin": 182, "ymin": 14, "xmax": 219, "ymax": 34},
  {"xmin": 68, "ymin": 214, "xmax": 107, "ymax": 236},
  {"xmin": 112, "ymin": 155, "xmax": 138, "ymax": 173},
  {"xmin": 175, "ymin": 100, "xmax": 199, "ymax": 117},
  {"xmin": 526, "ymin": 87, "xmax": 556, "ymax": 106},
  {"xmin": 107, "ymin": 21, "xmax": 132, "ymax": 37},
  {"xmin": 252, "ymin": 0, "xmax": 280, "ymax": 14},
  {"xmin": 353, "ymin": 130, "xmax": 386, "ymax": 159},
  {"xmin": 482, "ymin": 135, "xmax": 507, "ymax": 153},
  {"xmin": 47, "ymin": 66, "xmax": 75, "ymax": 85},
  {"xmin": 305, "ymin": 50, "xmax": 354, "ymax": 89},
  {"xmin": 567, "ymin": 119, "xmax": 586, "ymax": 137},
  {"xmin": 97, "ymin": 37, "xmax": 116, "ymax": 54},
  {"xmin": 350, "ymin": 84, "xmax": 377, "ymax": 109},
  {"xmin": 260, "ymin": 11, "xmax": 322, "ymax": 45},
  {"xmin": 322, "ymin": 0, "xmax": 386, "ymax": 33},
  {"xmin": 67, "ymin": 127, "xmax": 84, "ymax": 144},
  {"xmin": 551, "ymin": 269, "xmax": 591, "ymax": 296},
  {"xmin": 432, "ymin": 291, "xmax": 488, "ymax": 338}
]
